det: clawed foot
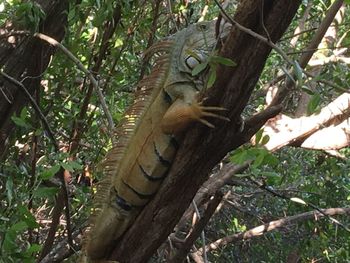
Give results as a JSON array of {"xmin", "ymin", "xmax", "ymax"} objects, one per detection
[
  {"xmin": 196, "ymin": 103, "xmax": 230, "ymax": 128},
  {"xmin": 161, "ymin": 99, "xmax": 230, "ymax": 134}
]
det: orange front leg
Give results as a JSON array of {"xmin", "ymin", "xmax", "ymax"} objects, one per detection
[{"xmin": 161, "ymin": 99, "xmax": 229, "ymax": 134}]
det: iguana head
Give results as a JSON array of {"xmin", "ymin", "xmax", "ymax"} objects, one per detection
[{"xmin": 167, "ymin": 20, "xmax": 231, "ymax": 87}]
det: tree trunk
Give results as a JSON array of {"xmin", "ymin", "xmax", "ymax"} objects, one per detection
[
  {"xmin": 0, "ymin": 0, "xmax": 69, "ymax": 159},
  {"xmin": 110, "ymin": 0, "xmax": 302, "ymax": 262}
]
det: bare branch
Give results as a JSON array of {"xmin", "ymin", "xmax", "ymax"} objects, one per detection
[
  {"xmin": 168, "ymin": 192, "xmax": 223, "ymax": 263},
  {"xmin": 263, "ymin": 92, "xmax": 350, "ymax": 151},
  {"xmin": 298, "ymin": 0, "xmax": 345, "ymax": 68},
  {"xmin": 196, "ymin": 207, "xmax": 350, "ymax": 256}
]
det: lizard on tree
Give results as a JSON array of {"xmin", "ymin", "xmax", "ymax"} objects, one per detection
[{"xmin": 79, "ymin": 19, "xmax": 231, "ymax": 263}]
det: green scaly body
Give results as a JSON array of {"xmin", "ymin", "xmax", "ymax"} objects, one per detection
[{"xmin": 80, "ymin": 20, "xmax": 230, "ymax": 262}]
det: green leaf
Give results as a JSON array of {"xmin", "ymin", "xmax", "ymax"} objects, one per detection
[
  {"xmin": 68, "ymin": 6, "xmax": 76, "ymax": 21},
  {"xmin": 263, "ymin": 153, "xmax": 279, "ymax": 166},
  {"xmin": 10, "ymin": 221, "xmax": 28, "ymax": 232},
  {"xmin": 255, "ymin": 129, "xmax": 264, "ymax": 144},
  {"xmin": 301, "ymin": 85, "xmax": 314, "ymax": 95},
  {"xmin": 11, "ymin": 116, "xmax": 31, "ymax": 129},
  {"xmin": 262, "ymin": 171, "xmax": 281, "ymax": 185},
  {"xmin": 6, "ymin": 177, "xmax": 13, "ymax": 205},
  {"xmin": 233, "ymin": 173, "xmax": 250, "ymax": 178},
  {"xmin": 0, "ymin": 216, "xmax": 10, "ymax": 221},
  {"xmin": 191, "ymin": 62, "xmax": 208, "ymax": 76},
  {"xmin": 61, "ymin": 160, "xmax": 82, "ymax": 172},
  {"xmin": 230, "ymin": 149, "xmax": 249, "ymax": 164},
  {"xmin": 307, "ymin": 93, "xmax": 321, "ymax": 114},
  {"xmin": 33, "ymin": 187, "xmax": 59, "ymax": 198},
  {"xmin": 18, "ymin": 206, "xmax": 39, "ymax": 229},
  {"xmin": 114, "ymin": 38, "xmax": 123, "ymax": 48},
  {"xmin": 252, "ymin": 150, "xmax": 266, "ymax": 168},
  {"xmin": 3, "ymin": 231, "xmax": 17, "ymax": 251},
  {"xmin": 34, "ymin": 128, "xmax": 42, "ymax": 136},
  {"xmin": 68, "ymin": 160, "xmax": 83, "ymax": 170},
  {"xmin": 40, "ymin": 165, "xmax": 60, "ymax": 180},
  {"xmin": 261, "ymin": 135, "xmax": 270, "ymax": 145},
  {"xmin": 61, "ymin": 162, "xmax": 74, "ymax": 172},
  {"xmin": 25, "ymin": 243, "xmax": 42, "ymax": 255},
  {"xmin": 186, "ymin": 50, "xmax": 202, "ymax": 61},
  {"xmin": 207, "ymin": 67, "xmax": 217, "ymax": 88},
  {"xmin": 293, "ymin": 60, "xmax": 303, "ymax": 86},
  {"xmin": 20, "ymin": 107, "xmax": 28, "ymax": 120},
  {"xmin": 210, "ymin": 56, "xmax": 236, "ymax": 67}
]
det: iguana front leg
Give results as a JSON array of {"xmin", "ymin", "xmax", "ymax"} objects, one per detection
[{"xmin": 161, "ymin": 98, "xmax": 229, "ymax": 134}]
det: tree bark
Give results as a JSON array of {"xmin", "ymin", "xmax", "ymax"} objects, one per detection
[
  {"xmin": 0, "ymin": 0, "xmax": 69, "ymax": 158},
  {"xmin": 110, "ymin": 0, "xmax": 302, "ymax": 262}
]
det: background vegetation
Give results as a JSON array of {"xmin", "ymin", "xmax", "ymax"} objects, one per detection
[{"xmin": 0, "ymin": 0, "xmax": 349, "ymax": 262}]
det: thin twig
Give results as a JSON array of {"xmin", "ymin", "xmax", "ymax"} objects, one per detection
[
  {"xmin": 0, "ymin": 71, "xmax": 59, "ymax": 151},
  {"xmin": 214, "ymin": 0, "xmax": 347, "ymax": 100},
  {"xmin": 259, "ymin": 0, "xmax": 271, "ymax": 42},
  {"xmin": 280, "ymin": 27, "xmax": 318, "ymax": 42},
  {"xmin": 248, "ymin": 177, "xmax": 350, "ymax": 232},
  {"xmin": 167, "ymin": 0, "xmax": 179, "ymax": 31},
  {"xmin": 196, "ymin": 207, "xmax": 350, "ymax": 256},
  {"xmin": 0, "ymin": 30, "xmax": 115, "ymax": 134},
  {"xmin": 29, "ymin": 114, "xmax": 39, "ymax": 244},
  {"xmin": 39, "ymin": 178, "xmax": 66, "ymax": 260},
  {"xmin": 298, "ymin": 0, "xmax": 345, "ymax": 68},
  {"xmin": 138, "ymin": 0, "xmax": 162, "ymax": 81},
  {"xmin": 192, "ymin": 200, "xmax": 208, "ymax": 263},
  {"xmin": 0, "ymin": 68, "xmax": 75, "ymax": 259},
  {"xmin": 33, "ymin": 33, "xmax": 115, "ymax": 134},
  {"xmin": 303, "ymin": 70, "xmax": 348, "ymax": 92},
  {"xmin": 286, "ymin": 45, "xmax": 349, "ymax": 55},
  {"xmin": 213, "ymin": 0, "xmax": 294, "ymax": 66}
]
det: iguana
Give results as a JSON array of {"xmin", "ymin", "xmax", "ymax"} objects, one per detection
[{"xmin": 80, "ymin": 20, "xmax": 230, "ymax": 263}]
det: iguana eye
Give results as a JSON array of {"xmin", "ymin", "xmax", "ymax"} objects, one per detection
[
  {"xmin": 185, "ymin": 52, "xmax": 205, "ymax": 69},
  {"xmin": 185, "ymin": 56, "xmax": 201, "ymax": 69}
]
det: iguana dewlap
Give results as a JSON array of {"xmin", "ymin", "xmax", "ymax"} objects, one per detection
[{"xmin": 80, "ymin": 20, "xmax": 230, "ymax": 262}]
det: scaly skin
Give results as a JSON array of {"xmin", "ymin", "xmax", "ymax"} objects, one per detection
[{"xmin": 80, "ymin": 20, "xmax": 230, "ymax": 262}]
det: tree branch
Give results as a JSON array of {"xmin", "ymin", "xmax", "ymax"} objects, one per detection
[
  {"xmin": 168, "ymin": 192, "xmax": 223, "ymax": 263},
  {"xmin": 195, "ymin": 207, "xmax": 350, "ymax": 256},
  {"xmin": 263, "ymin": 92, "xmax": 350, "ymax": 151}
]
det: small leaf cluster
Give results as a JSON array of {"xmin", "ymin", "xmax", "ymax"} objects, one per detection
[{"xmin": 192, "ymin": 54, "xmax": 236, "ymax": 88}]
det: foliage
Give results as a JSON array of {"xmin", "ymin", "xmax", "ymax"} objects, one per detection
[
  {"xmin": 213, "ymin": 148, "xmax": 350, "ymax": 262},
  {"xmin": 0, "ymin": 0, "xmax": 349, "ymax": 262}
]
